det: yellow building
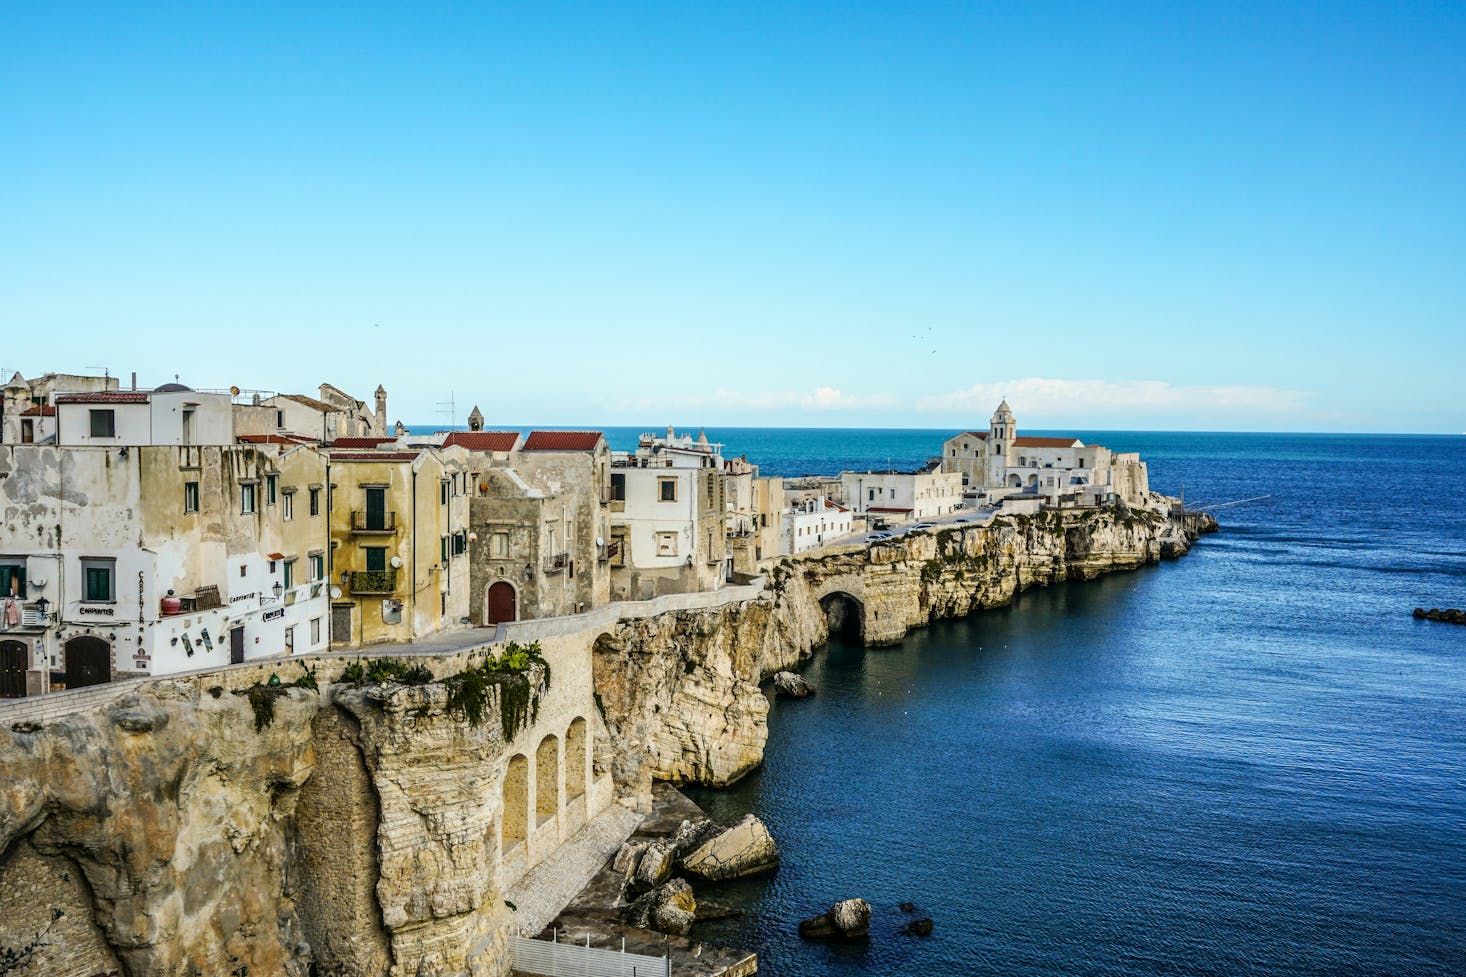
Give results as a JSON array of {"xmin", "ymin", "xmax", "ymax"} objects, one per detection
[{"xmin": 326, "ymin": 444, "xmax": 471, "ymax": 647}]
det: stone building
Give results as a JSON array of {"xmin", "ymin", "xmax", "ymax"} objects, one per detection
[
  {"xmin": 326, "ymin": 444, "xmax": 471, "ymax": 647},
  {"xmin": 840, "ymin": 464, "xmax": 964, "ymax": 524},
  {"xmin": 942, "ymin": 400, "xmax": 1151, "ymax": 506},
  {"xmin": 0, "ymin": 442, "xmax": 331, "ymax": 696},
  {"xmin": 783, "ymin": 497, "xmax": 854, "ymax": 554},
  {"xmin": 608, "ymin": 428, "xmax": 729, "ymax": 599}
]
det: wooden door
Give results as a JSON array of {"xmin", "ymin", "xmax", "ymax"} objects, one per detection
[
  {"xmin": 230, "ymin": 627, "xmax": 245, "ymax": 665},
  {"xmin": 485, "ymin": 582, "xmax": 516, "ymax": 625},
  {"xmin": 365, "ymin": 487, "xmax": 386, "ymax": 530},
  {"xmin": 64, "ymin": 637, "xmax": 111, "ymax": 689},
  {"xmin": 0, "ymin": 640, "xmax": 27, "ymax": 698}
]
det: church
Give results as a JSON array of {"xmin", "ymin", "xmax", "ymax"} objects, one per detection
[{"xmin": 941, "ymin": 401, "xmax": 1151, "ymax": 507}]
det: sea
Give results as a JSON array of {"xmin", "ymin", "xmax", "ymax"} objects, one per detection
[{"xmin": 432, "ymin": 426, "xmax": 1466, "ymax": 975}]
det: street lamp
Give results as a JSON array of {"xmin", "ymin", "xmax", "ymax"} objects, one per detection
[{"xmin": 272, "ymin": 582, "xmax": 284, "ymax": 599}]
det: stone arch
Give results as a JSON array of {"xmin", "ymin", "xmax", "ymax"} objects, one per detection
[
  {"xmin": 565, "ymin": 717, "xmax": 588, "ymax": 800},
  {"xmin": 535, "ymin": 734, "xmax": 560, "ymax": 827},
  {"xmin": 1026, "ymin": 473, "xmax": 1038, "ymax": 487},
  {"xmin": 1008, "ymin": 473, "xmax": 1022, "ymax": 488},
  {"xmin": 502, "ymin": 753, "xmax": 529, "ymax": 849},
  {"xmin": 64, "ymin": 635, "xmax": 111, "ymax": 689}
]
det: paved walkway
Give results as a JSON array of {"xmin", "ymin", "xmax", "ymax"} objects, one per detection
[{"xmin": 505, "ymin": 803, "xmax": 644, "ymax": 936}]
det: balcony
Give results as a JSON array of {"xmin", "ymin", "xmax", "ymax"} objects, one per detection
[
  {"xmin": 600, "ymin": 541, "xmax": 621, "ymax": 562},
  {"xmin": 350, "ymin": 510, "xmax": 397, "ymax": 534},
  {"xmin": 348, "ymin": 569, "xmax": 398, "ymax": 595},
  {"xmin": 543, "ymin": 553, "xmax": 569, "ymax": 574}
]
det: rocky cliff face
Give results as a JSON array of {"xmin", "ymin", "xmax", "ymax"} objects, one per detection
[
  {"xmin": 593, "ymin": 506, "xmax": 1215, "ymax": 790},
  {"xmin": 0, "ymin": 663, "xmax": 540, "ymax": 977}
]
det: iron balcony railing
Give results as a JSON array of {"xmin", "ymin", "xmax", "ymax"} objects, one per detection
[
  {"xmin": 543, "ymin": 553, "xmax": 569, "ymax": 574},
  {"xmin": 349, "ymin": 569, "xmax": 398, "ymax": 594},
  {"xmin": 350, "ymin": 510, "xmax": 397, "ymax": 533}
]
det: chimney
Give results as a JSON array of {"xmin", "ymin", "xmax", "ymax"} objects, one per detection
[{"xmin": 131, "ymin": 372, "xmax": 137, "ymax": 391}]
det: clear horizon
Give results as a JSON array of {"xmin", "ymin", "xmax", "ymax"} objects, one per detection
[{"xmin": 3, "ymin": 3, "xmax": 1462, "ymax": 434}]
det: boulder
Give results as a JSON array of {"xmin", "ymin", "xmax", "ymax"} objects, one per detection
[
  {"xmin": 772, "ymin": 671, "xmax": 816, "ymax": 698},
  {"xmin": 904, "ymin": 918, "xmax": 933, "ymax": 936},
  {"xmin": 632, "ymin": 841, "xmax": 675, "ymax": 893},
  {"xmin": 612, "ymin": 840, "xmax": 649, "ymax": 882},
  {"xmin": 798, "ymin": 898, "xmax": 871, "ymax": 941},
  {"xmin": 679, "ymin": 814, "xmax": 780, "ymax": 881},
  {"xmin": 898, "ymin": 901, "xmax": 916, "ymax": 913},
  {"xmin": 624, "ymin": 878, "xmax": 697, "ymax": 936},
  {"xmin": 1413, "ymin": 607, "xmax": 1427, "ymax": 619}
]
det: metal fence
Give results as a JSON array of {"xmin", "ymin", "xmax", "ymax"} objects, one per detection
[{"xmin": 510, "ymin": 935, "xmax": 670, "ymax": 977}]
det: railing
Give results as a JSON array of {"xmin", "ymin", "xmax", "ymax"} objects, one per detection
[
  {"xmin": 601, "ymin": 541, "xmax": 620, "ymax": 562},
  {"xmin": 350, "ymin": 510, "xmax": 397, "ymax": 533},
  {"xmin": 509, "ymin": 935, "xmax": 668, "ymax": 977},
  {"xmin": 543, "ymin": 553, "xmax": 569, "ymax": 574},
  {"xmin": 348, "ymin": 569, "xmax": 397, "ymax": 594}
]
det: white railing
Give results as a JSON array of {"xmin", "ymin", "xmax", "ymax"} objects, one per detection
[{"xmin": 510, "ymin": 935, "xmax": 669, "ymax": 977}]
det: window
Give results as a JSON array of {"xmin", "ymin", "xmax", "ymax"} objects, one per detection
[
  {"xmin": 364, "ymin": 547, "xmax": 387, "ymax": 572},
  {"xmin": 240, "ymin": 564, "xmax": 248, "ymax": 578},
  {"xmin": 81, "ymin": 558, "xmax": 115, "ymax": 602},
  {"xmin": 89, "ymin": 409, "xmax": 115, "ymax": 438},
  {"xmin": 283, "ymin": 559, "xmax": 296, "ymax": 589},
  {"xmin": 869, "ymin": 489, "xmax": 876, "ymax": 501},
  {"xmin": 309, "ymin": 487, "xmax": 321, "ymax": 516},
  {"xmin": 0, "ymin": 561, "xmax": 25, "ymax": 598},
  {"xmin": 240, "ymin": 482, "xmax": 257, "ymax": 514},
  {"xmin": 181, "ymin": 409, "xmax": 195, "ymax": 445},
  {"xmin": 310, "ymin": 617, "xmax": 321, "ymax": 645},
  {"xmin": 276, "ymin": 410, "xmax": 285, "ymax": 429},
  {"xmin": 184, "ymin": 481, "xmax": 199, "ymax": 513},
  {"xmin": 282, "ymin": 490, "xmax": 294, "ymax": 520},
  {"xmin": 284, "ymin": 626, "xmax": 295, "ymax": 653},
  {"xmin": 453, "ymin": 531, "xmax": 467, "ymax": 556},
  {"xmin": 20, "ymin": 419, "xmax": 33, "ymax": 443},
  {"xmin": 491, "ymin": 532, "xmax": 509, "ymax": 558},
  {"xmin": 266, "ymin": 474, "xmax": 278, "ymax": 506},
  {"xmin": 440, "ymin": 481, "xmax": 449, "ymax": 505},
  {"xmin": 659, "ymin": 478, "xmax": 678, "ymax": 502},
  {"xmin": 610, "ymin": 473, "xmax": 626, "ymax": 501},
  {"xmin": 655, "ymin": 531, "xmax": 678, "ymax": 557},
  {"xmin": 309, "ymin": 553, "xmax": 324, "ymax": 581},
  {"xmin": 441, "ymin": 536, "xmax": 449, "ymax": 563}
]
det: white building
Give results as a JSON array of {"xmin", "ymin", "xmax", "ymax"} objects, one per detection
[
  {"xmin": 782, "ymin": 497, "xmax": 853, "ymax": 554},
  {"xmin": 0, "ymin": 443, "xmax": 331, "ymax": 697},
  {"xmin": 942, "ymin": 400, "xmax": 1150, "ymax": 507},
  {"xmin": 608, "ymin": 427, "xmax": 728, "ymax": 599},
  {"xmin": 839, "ymin": 465, "xmax": 964, "ymax": 525}
]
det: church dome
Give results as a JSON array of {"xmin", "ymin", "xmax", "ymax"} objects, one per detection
[{"xmin": 154, "ymin": 382, "xmax": 194, "ymax": 393}]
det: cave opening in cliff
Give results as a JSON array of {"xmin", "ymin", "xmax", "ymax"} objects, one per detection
[{"xmin": 820, "ymin": 592, "xmax": 865, "ymax": 642}]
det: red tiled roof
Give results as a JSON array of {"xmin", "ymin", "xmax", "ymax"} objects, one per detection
[
  {"xmin": 238, "ymin": 433, "xmax": 315, "ymax": 445},
  {"xmin": 443, "ymin": 431, "xmax": 520, "ymax": 452},
  {"xmin": 824, "ymin": 500, "xmax": 850, "ymax": 512},
  {"xmin": 20, "ymin": 405, "xmax": 56, "ymax": 417},
  {"xmin": 279, "ymin": 393, "xmax": 339, "ymax": 413},
  {"xmin": 522, "ymin": 430, "xmax": 604, "ymax": 451},
  {"xmin": 331, "ymin": 436, "xmax": 396, "ymax": 448},
  {"xmin": 328, "ymin": 451, "xmax": 420, "ymax": 462},
  {"xmin": 1014, "ymin": 436, "xmax": 1083, "ymax": 448},
  {"xmin": 54, "ymin": 391, "xmax": 150, "ymax": 404}
]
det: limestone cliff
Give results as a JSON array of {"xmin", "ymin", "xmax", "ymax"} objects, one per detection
[
  {"xmin": 593, "ymin": 506, "xmax": 1216, "ymax": 790},
  {"xmin": 0, "ymin": 658, "xmax": 546, "ymax": 977}
]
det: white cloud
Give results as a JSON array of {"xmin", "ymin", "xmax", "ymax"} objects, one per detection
[{"xmin": 916, "ymin": 377, "xmax": 1309, "ymax": 416}]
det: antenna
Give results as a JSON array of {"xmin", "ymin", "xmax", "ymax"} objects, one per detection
[
  {"xmin": 435, "ymin": 390, "xmax": 457, "ymax": 431},
  {"xmin": 85, "ymin": 365, "xmax": 110, "ymax": 378}
]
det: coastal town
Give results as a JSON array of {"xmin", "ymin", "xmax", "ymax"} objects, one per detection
[
  {"xmin": 0, "ymin": 371, "xmax": 1154, "ymax": 697},
  {"xmin": 0, "ymin": 368, "xmax": 1189, "ymax": 977}
]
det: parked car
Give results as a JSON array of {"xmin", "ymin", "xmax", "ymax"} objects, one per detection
[
  {"xmin": 867, "ymin": 532, "xmax": 895, "ymax": 541},
  {"xmin": 912, "ymin": 522, "xmax": 935, "ymax": 530}
]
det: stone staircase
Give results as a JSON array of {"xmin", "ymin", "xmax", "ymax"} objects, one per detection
[{"xmin": 505, "ymin": 802, "xmax": 643, "ymax": 936}]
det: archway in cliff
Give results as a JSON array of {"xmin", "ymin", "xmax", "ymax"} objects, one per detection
[
  {"xmin": 535, "ymin": 734, "xmax": 560, "ymax": 829},
  {"xmin": 565, "ymin": 717, "xmax": 587, "ymax": 800},
  {"xmin": 820, "ymin": 592, "xmax": 865, "ymax": 642},
  {"xmin": 502, "ymin": 754, "xmax": 528, "ymax": 851}
]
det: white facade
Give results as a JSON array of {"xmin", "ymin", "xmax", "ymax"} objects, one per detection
[
  {"xmin": 782, "ymin": 497, "xmax": 853, "ymax": 554},
  {"xmin": 839, "ymin": 467, "xmax": 963, "ymax": 523},
  {"xmin": 53, "ymin": 387, "xmax": 236, "ymax": 446},
  {"xmin": 941, "ymin": 401, "xmax": 1150, "ymax": 507},
  {"xmin": 0, "ymin": 444, "xmax": 330, "ymax": 696}
]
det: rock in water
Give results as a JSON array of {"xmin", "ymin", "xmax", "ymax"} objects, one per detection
[
  {"xmin": 679, "ymin": 813, "xmax": 780, "ymax": 880},
  {"xmin": 898, "ymin": 901, "xmax": 916, "ymax": 913},
  {"xmin": 772, "ymin": 671, "xmax": 816, "ymax": 698},
  {"xmin": 905, "ymin": 917, "xmax": 933, "ymax": 936},
  {"xmin": 624, "ymin": 878, "xmax": 697, "ymax": 936},
  {"xmin": 798, "ymin": 898, "xmax": 872, "ymax": 940}
]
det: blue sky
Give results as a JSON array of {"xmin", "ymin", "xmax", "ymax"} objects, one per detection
[{"xmin": 2, "ymin": 2, "xmax": 1462, "ymax": 432}]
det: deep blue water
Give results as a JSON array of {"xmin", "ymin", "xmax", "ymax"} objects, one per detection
[{"xmin": 641, "ymin": 429, "xmax": 1466, "ymax": 977}]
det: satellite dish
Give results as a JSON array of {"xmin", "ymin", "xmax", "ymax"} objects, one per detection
[
  {"xmin": 229, "ymin": 385, "xmax": 241, "ymax": 396},
  {"xmin": 595, "ymin": 536, "xmax": 604, "ymax": 548},
  {"xmin": 329, "ymin": 586, "xmax": 342, "ymax": 600},
  {"xmin": 389, "ymin": 556, "xmax": 403, "ymax": 569}
]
